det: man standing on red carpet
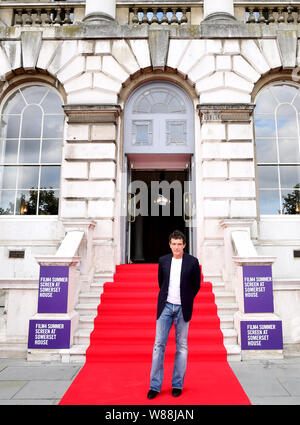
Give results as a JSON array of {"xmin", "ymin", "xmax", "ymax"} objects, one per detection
[{"xmin": 147, "ymin": 230, "xmax": 201, "ymax": 399}]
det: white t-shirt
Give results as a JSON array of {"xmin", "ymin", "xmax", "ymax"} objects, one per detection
[{"xmin": 167, "ymin": 257, "xmax": 182, "ymax": 305}]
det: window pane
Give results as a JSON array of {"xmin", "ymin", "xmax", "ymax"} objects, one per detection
[
  {"xmin": 255, "ymin": 88, "xmax": 278, "ymax": 113},
  {"xmin": 151, "ymin": 103, "xmax": 168, "ymax": 114},
  {"xmin": 21, "ymin": 105, "xmax": 42, "ymax": 138},
  {"xmin": 3, "ymin": 140, "xmax": 18, "ymax": 163},
  {"xmin": 255, "ymin": 115, "xmax": 276, "ymax": 137},
  {"xmin": 292, "ymin": 94, "xmax": 300, "ymax": 112},
  {"xmin": 18, "ymin": 166, "xmax": 39, "ymax": 189},
  {"xmin": 256, "ymin": 139, "xmax": 277, "ymax": 163},
  {"xmin": 41, "ymin": 91, "xmax": 63, "ymax": 114},
  {"xmin": 0, "ymin": 190, "xmax": 15, "ymax": 214},
  {"xmin": 166, "ymin": 120, "xmax": 186, "ymax": 145},
  {"xmin": 134, "ymin": 96, "xmax": 151, "ymax": 113},
  {"xmin": 15, "ymin": 190, "xmax": 37, "ymax": 215},
  {"xmin": 2, "ymin": 90, "xmax": 25, "ymax": 114},
  {"xmin": 259, "ymin": 190, "xmax": 281, "ymax": 214},
  {"xmin": 257, "ymin": 166, "xmax": 279, "ymax": 189},
  {"xmin": 280, "ymin": 166, "xmax": 300, "ymax": 188},
  {"xmin": 270, "ymin": 85, "xmax": 297, "ymax": 103},
  {"xmin": 19, "ymin": 140, "xmax": 40, "ymax": 163},
  {"xmin": 43, "ymin": 115, "xmax": 64, "ymax": 138},
  {"xmin": 41, "ymin": 140, "xmax": 62, "ymax": 163},
  {"xmin": 278, "ymin": 138, "xmax": 300, "ymax": 163},
  {"xmin": 132, "ymin": 121, "xmax": 152, "ymax": 145},
  {"xmin": 40, "ymin": 166, "xmax": 60, "ymax": 189},
  {"xmin": 282, "ymin": 189, "xmax": 300, "ymax": 214},
  {"xmin": 167, "ymin": 96, "xmax": 186, "ymax": 113},
  {"xmin": 133, "ymin": 88, "xmax": 186, "ymax": 114},
  {"xmin": 21, "ymin": 86, "xmax": 48, "ymax": 105},
  {"xmin": 151, "ymin": 91, "xmax": 167, "ymax": 105},
  {"xmin": 136, "ymin": 125, "xmax": 149, "ymax": 143},
  {"xmin": 1, "ymin": 166, "xmax": 17, "ymax": 189},
  {"xmin": 38, "ymin": 190, "xmax": 59, "ymax": 215},
  {"xmin": 277, "ymin": 104, "xmax": 298, "ymax": 137},
  {"xmin": 3, "ymin": 115, "xmax": 21, "ymax": 139}
]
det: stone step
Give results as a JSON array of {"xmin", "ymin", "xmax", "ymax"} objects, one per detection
[
  {"xmin": 214, "ymin": 291, "xmax": 236, "ymax": 304},
  {"xmin": 76, "ymin": 303, "xmax": 99, "ymax": 316},
  {"xmin": 225, "ymin": 344, "xmax": 242, "ymax": 361},
  {"xmin": 211, "ymin": 281, "xmax": 226, "ymax": 292},
  {"xmin": 78, "ymin": 314, "xmax": 96, "ymax": 330},
  {"xmin": 219, "ymin": 315, "xmax": 234, "ymax": 329},
  {"xmin": 63, "ymin": 344, "xmax": 88, "ymax": 363},
  {"xmin": 78, "ymin": 292, "xmax": 102, "ymax": 304},
  {"xmin": 216, "ymin": 303, "xmax": 239, "ymax": 316},
  {"xmin": 90, "ymin": 283, "xmax": 105, "ymax": 293}
]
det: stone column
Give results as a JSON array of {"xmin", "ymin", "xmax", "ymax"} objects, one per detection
[
  {"xmin": 203, "ymin": 0, "xmax": 235, "ymax": 20},
  {"xmin": 83, "ymin": 0, "xmax": 116, "ymax": 23}
]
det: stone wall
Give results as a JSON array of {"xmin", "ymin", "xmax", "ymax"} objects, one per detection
[
  {"xmin": 0, "ymin": 16, "xmax": 300, "ymax": 354},
  {"xmin": 0, "ymin": 20, "xmax": 299, "ymax": 278}
]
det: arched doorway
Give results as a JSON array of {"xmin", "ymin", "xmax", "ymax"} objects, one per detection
[{"xmin": 122, "ymin": 81, "xmax": 196, "ymax": 263}]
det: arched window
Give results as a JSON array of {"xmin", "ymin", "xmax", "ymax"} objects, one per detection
[
  {"xmin": 124, "ymin": 82, "xmax": 194, "ymax": 154},
  {"xmin": 255, "ymin": 83, "xmax": 300, "ymax": 215},
  {"xmin": 0, "ymin": 84, "xmax": 64, "ymax": 215}
]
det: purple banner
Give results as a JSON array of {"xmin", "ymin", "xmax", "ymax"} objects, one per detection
[
  {"xmin": 243, "ymin": 265, "xmax": 274, "ymax": 313},
  {"xmin": 38, "ymin": 266, "xmax": 69, "ymax": 314},
  {"xmin": 28, "ymin": 319, "xmax": 71, "ymax": 349},
  {"xmin": 241, "ymin": 321, "xmax": 283, "ymax": 350}
]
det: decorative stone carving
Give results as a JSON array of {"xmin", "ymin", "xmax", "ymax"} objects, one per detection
[
  {"xmin": 63, "ymin": 105, "xmax": 121, "ymax": 124},
  {"xmin": 197, "ymin": 104, "xmax": 255, "ymax": 123}
]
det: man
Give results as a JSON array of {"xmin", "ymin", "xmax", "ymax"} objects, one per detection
[{"xmin": 147, "ymin": 230, "xmax": 201, "ymax": 399}]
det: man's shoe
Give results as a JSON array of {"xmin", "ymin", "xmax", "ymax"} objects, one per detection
[
  {"xmin": 172, "ymin": 388, "xmax": 182, "ymax": 397},
  {"xmin": 147, "ymin": 389, "xmax": 159, "ymax": 399}
]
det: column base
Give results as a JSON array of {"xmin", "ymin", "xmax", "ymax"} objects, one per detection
[
  {"xmin": 82, "ymin": 12, "xmax": 115, "ymax": 25},
  {"xmin": 203, "ymin": 12, "xmax": 237, "ymax": 23}
]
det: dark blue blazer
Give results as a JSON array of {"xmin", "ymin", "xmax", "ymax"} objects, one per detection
[{"xmin": 157, "ymin": 252, "xmax": 201, "ymax": 322}]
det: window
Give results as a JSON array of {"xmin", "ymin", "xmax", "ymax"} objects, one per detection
[
  {"xmin": 255, "ymin": 84, "xmax": 300, "ymax": 215},
  {"xmin": 124, "ymin": 82, "xmax": 194, "ymax": 154},
  {"xmin": 0, "ymin": 85, "xmax": 64, "ymax": 215}
]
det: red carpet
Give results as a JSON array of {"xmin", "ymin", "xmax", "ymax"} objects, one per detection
[{"xmin": 59, "ymin": 264, "xmax": 250, "ymax": 405}]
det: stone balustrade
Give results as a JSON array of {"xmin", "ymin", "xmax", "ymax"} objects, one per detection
[
  {"xmin": 14, "ymin": 6, "xmax": 74, "ymax": 26},
  {"xmin": 0, "ymin": 2, "xmax": 83, "ymax": 27},
  {"xmin": 244, "ymin": 4, "xmax": 300, "ymax": 24},
  {"xmin": 2, "ymin": 2, "xmax": 300, "ymax": 28},
  {"xmin": 129, "ymin": 7, "xmax": 191, "ymax": 25}
]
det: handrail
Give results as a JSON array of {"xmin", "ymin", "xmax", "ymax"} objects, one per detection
[{"xmin": 55, "ymin": 231, "xmax": 84, "ymax": 258}]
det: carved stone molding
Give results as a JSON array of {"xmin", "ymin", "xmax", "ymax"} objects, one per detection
[
  {"xmin": 197, "ymin": 103, "xmax": 255, "ymax": 123},
  {"xmin": 63, "ymin": 104, "xmax": 122, "ymax": 124}
]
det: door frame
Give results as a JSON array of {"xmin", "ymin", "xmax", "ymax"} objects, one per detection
[{"xmin": 121, "ymin": 154, "xmax": 197, "ymax": 263}]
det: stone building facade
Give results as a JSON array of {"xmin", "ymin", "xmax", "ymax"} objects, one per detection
[{"xmin": 0, "ymin": 0, "xmax": 300, "ymax": 362}]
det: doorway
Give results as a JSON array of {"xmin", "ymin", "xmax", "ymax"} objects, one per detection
[
  {"xmin": 122, "ymin": 81, "xmax": 196, "ymax": 263},
  {"xmin": 125, "ymin": 155, "xmax": 195, "ymax": 263}
]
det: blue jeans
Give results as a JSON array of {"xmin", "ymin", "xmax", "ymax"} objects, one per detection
[{"xmin": 149, "ymin": 302, "xmax": 190, "ymax": 392}]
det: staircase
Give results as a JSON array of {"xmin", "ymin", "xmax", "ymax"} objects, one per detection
[{"xmin": 68, "ymin": 265, "xmax": 241, "ymax": 362}]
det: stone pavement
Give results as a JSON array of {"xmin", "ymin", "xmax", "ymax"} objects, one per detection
[{"xmin": 0, "ymin": 357, "xmax": 300, "ymax": 405}]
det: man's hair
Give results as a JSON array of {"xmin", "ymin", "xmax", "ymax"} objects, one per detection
[{"xmin": 169, "ymin": 230, "xmax": 186, "ymax": 244}]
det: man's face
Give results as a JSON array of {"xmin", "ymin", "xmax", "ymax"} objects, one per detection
[{"xmin": 169, "ymin": 238, "xmax": 186, "ymax": 259}]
